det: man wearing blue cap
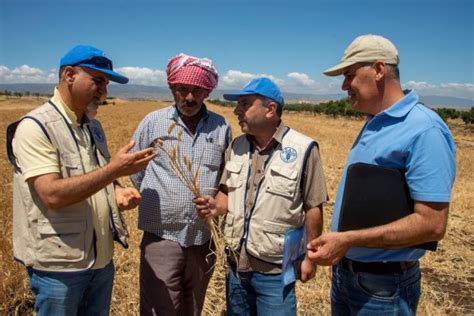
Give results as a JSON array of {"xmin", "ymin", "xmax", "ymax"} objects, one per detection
[
  {"xmin": 194, "ymin": 77, "xmax": 328, "ymax": 315},
  {"xmin": 6, "ymin": 45, "xmax": 156, "ymax": 315}
]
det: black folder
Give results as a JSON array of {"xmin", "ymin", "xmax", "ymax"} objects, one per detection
[{"xmin": 338, "ymin": 162, "xmax": 437, "ymax": 251}]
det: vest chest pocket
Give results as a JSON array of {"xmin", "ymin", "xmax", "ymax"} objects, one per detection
[
  {"xmin": 36, "ymin": 218, "xmax": 86, "ymax": 263},
  {"xmin": 266, "ymin": 165, "xmax": 298, "ymax": 199},
  {"xmin": 225, "ymin": 161, "xmax": 243, "ymax": 190}
]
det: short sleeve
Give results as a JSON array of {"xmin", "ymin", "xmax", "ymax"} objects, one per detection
[
  {"xmin": 406, "ymin": 127, "xmax": 456, "ymax": 202},
  {"xmin": 302, "ymin": 144, "xmax": 329, "ymax": 210},
  {"xmin": 14, "ymin": 119, "xmax": 60, "ymax": 180}
]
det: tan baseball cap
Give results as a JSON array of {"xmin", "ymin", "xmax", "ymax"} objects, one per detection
[{"xmin": 324, "ymin": 34, "xmax": 399, "ymax": 76}]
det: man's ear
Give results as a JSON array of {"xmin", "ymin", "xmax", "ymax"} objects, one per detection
[
  {"xmin": 373, "ymin": 61, "xmax": 387, "ymax": 81},
  {"xmin": 266, "ymin": 101, "xmax": 278, "ymax": 118},
  {"xmin": 62, "ymin": 66, "xmax": 76, "ymax": 84}
]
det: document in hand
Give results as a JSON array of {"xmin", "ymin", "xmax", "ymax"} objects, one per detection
[
  {"xmin": 338, "ymin": 162, "xmax": 437, "ymax": 251},
  {"xmin": 282, "ymin": 226, "xmax": 306, "ymax": 286}
]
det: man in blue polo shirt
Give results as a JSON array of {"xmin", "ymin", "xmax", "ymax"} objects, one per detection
[{"xmin": 307, "ymin": 34, "xmax": 456, "ymax": 315}]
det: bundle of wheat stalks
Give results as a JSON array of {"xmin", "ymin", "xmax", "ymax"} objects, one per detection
[{"xmin": 150, "ymin": 122, "xmax": 228, "ymax": 270}]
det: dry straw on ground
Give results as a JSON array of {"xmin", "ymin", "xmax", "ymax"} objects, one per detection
[{"xmin": 1, "ymin": 96, "xmax": 473, "ymax": 315}]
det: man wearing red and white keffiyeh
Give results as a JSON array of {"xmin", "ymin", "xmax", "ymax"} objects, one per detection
[
  {"xmin": 131, "ymin": 53, "xmax": 231, "ymax": 316},
  {"xmin": 167, "ymin": 53, "xmax": 218, "ymax": 91}
]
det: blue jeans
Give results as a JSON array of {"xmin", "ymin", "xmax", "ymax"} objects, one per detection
[
  {"xmin": 226, "ymin": 263, "xmax": 297, "ymax": 316},
  {"xmin": 331, "ymin": 262, "xmax": 421, "ymax": 316},
  {"xmin": 27, "ymin": 261, "xmax": 115, "ymax": 316}
]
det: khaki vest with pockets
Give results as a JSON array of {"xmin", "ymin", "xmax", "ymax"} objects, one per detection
[
  {"xmin": 7, "ymin": 101, "xmax": 128, "ymax": 272},
  {"xmin": 224, "ymin": 128, "xmax": 315, "ymax": 265}
]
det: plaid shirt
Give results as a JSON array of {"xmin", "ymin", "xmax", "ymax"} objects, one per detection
[{"xmin": 130, "ymin": 105, "xmax": 231, "ymax": 247}]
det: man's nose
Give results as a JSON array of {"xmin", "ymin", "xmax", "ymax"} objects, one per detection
[
  {"xmin": 97, "ymin": 83, "xmax": 107, "ymax": 98},
  {"xmin": 341, "ymin": 78, "xmax": 349, "ymax": 91},
  {"xmin": 185, "ymin": 92, "xmax": 195, "ymax": 102},
  {"xmin": 233, "ymin": 105, "xmax": 241, "ymax": 116}
]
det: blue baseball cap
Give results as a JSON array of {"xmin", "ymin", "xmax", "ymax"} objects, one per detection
[
  {"xmin": 60, "ymin": 45, "xmax": 129, "ymax": 84},
  {"xmin": 223, "ymin": 77, "xmax": 284, "ymax": 107}
]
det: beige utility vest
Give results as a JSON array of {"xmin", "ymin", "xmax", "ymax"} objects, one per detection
[
  {"xmin": 6, "ymin": 101, "xmax": 128, "ymax": 272},
  {"xmin": 224, "ymin": 129, "xmax": 315, "ymax": 265}
]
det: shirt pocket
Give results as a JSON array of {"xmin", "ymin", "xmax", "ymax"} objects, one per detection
[
  {"xmin": 225, "ymin": 161, "xmax": 244, "ymax": 190},
  {"xmin": 36, "ymin": 218, "xmax": 87, "ymax": 263},
  {"xmin": 201, "ymin": 143, "xmax": 224, "ymax": 172},
  {"xmin": 266, "ymin": 165, "xmax": 298, "ymax": 199}
]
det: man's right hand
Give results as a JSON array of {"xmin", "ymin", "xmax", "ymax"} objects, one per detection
[
  {"xmin": 108, "ymin": 140, "xmax": 156, "ymax": 177},
  {"xmin": 193, "ymin": 195, "xmax": 219, "ymax": 219}
]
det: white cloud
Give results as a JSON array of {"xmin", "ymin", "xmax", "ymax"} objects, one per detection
[
  {"xmin": 11, "ymin": 65, "xmax": 43, "ymax": 76},
  {"xmin": 0, "ymin": 65, "xmax": 9, "ymax": 77},
  {"xmin": 1, "ymin": 64, "xmax": 472, "ymax": 100},
  {"xmin": 284, "ymin": 72, "xmax": 340, "ymax": 95},
  {"xmin": 115, "ymin": 66, "xmax": 166, "ymax": 86},
  {"xmin": 287, "ymin": 72, "xmax": 316, "ymax": 86},
  {"xmin": 0, "ymin": 65, "xmax": 56, "ymax": 83},
  {"xmin": 220, "ymin": 70, "xmax": 283, "ymax": 89},
  {"xmin": 404, "ymin": 81, "xmax": 474, "ymax": 99}
]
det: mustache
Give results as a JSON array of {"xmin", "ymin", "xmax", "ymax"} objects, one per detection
[{"xmin": 180, "ymin": 101, "xmax": 198, "ymax": 107}]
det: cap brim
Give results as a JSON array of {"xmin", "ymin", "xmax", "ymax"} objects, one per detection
[
  {"xmin": 323, "ymin": 61, "xmax": 357, "ymax": 77},
  {"xmin": 81, "ymin": 65, "xmax": 129, "ymax": 84},
  {"xmin": 223, "ymin": 91, "xmax": 254, "ymax": 101}
]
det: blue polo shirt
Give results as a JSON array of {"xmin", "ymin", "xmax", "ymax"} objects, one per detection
[{"xmin": 331, "ymin": 90, "xmax": 456, "ymax": 262}]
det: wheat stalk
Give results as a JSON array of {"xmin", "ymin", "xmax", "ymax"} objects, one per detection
[{"xmin": 150, "ymin": 123, "xmax": 229, "ymax": 270}]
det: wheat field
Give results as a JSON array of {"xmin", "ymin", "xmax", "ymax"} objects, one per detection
[{"xmin": 1, "ymin": 96, "xmax": 472, "ymax": 315}]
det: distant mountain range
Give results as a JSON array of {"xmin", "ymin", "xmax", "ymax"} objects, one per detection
[{"xmin": 1, "ymin": 83, "xmax": 472, "ymax": 109}]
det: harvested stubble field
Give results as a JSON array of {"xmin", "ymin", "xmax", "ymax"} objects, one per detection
[{"xmin": 1, "ymin": 96, "xmax": 473, "ymax": 315}]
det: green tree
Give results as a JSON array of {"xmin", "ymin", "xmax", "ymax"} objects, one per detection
[{"xmin": 461, "ymin": 107, "xmax": 474, "ymax": 125}]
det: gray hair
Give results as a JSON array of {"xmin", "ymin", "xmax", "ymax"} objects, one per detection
[
  {"xmin": 262, "ymin": 96, "xmax": 283, "ymax": 117},
  {"xmin": 386, "ymin": 64, "xmax": 400, "ymax": 82}
]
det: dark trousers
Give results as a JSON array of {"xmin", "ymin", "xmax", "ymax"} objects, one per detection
[{"xmin": 140, "ymin": 232, "xmax": 215, "ymax": 316}]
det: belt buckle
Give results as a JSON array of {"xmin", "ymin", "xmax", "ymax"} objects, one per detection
[
  {"xmin": 342, "ymin": 257, "xmax": 356, "ymax": 273},
  {"xmin": 347, "ymin": 258, "xmax": 355, "ymax": 272}
]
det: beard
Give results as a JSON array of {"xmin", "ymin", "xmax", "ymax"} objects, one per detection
[{"xmin": 86, "ymin": 95, "xmax": 106, "ymax": 119}]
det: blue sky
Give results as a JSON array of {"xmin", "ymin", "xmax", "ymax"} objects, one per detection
[{"xmin": 1, "ymin": 0, "xmax": 473, "ymax": 99}]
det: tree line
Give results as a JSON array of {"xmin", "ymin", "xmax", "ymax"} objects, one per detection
[
  {"xmin": 209, "ymin": 98, "xmax": 473, "ymax": 125},
  {"xmin": 1, "ymin": 91, "xmax": 471, "ymax": 124},
  {"xmin": 0, "ymin": 90, "xmax": 52, "ymax": 98}
]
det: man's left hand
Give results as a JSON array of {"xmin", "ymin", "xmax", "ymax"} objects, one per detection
[
  {"xmin": 115, "ymin": 186, "xmax": 141, "ymax": 210},
  {"xmin": 299, "ymin": 257, "xmax": 317, "ymax": 282},
  {"xmin": 307, "ymin": 232, "xmax": 351, "ymax": 266}
]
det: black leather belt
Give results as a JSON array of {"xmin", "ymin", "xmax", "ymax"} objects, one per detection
[{"xmin": 339, "ymin": 257, "xmax": 417, "ymax": 274}]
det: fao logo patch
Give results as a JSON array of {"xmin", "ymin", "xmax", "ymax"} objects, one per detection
[{"xmin": 280, "ymin": 147, "xmax": 297, "ymax": 163}]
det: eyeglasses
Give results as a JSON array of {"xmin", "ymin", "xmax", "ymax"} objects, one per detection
[{"xmin": 75, "ymin": 67, "xmax": 109, "ymax": 85}]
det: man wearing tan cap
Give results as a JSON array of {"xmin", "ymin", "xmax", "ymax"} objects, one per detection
[
  {"xmin": 130, "ymin": 53, "xmax": 231, "ymax": 315},
  {"xmin": 307, "ymin": 35, "xmax": 456, "ymax": 314}
]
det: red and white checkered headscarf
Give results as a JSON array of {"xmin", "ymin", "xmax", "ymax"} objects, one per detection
[{"xmin": 166, "ymin": 53, "xmax": 218, "ymax": 91}]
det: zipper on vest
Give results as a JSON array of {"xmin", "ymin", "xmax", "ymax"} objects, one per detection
[
  {"xmin": 238, "ymin": 144, "xmax": 277, "ymax": 251},
  {"xmin": 48, "ymin": 101, "xmax": 102, "ymax": 264},
  {"xmin": 86, "ymin": 125, "xmax": 128, "ymax": 249}
]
